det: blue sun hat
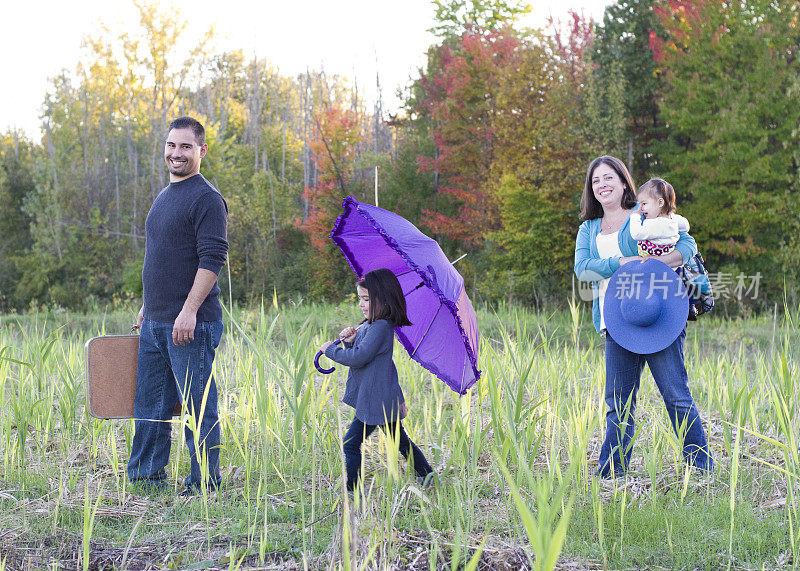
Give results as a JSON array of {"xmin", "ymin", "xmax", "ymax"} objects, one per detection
[{"xmin": 603, "ymin": 258, "xmax": 689, "ymax": 354}]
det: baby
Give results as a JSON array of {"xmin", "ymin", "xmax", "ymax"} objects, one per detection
[{"xmin": 629, "ymin": 178, "xmax": 690, "ymax": 257}]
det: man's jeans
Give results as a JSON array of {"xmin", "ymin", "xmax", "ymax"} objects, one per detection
[
  {"xmin": 127, "ymin": 318, "xmax": 223, "ymax": 489},
  {"xmin": 598, "ymin": 328, "xmax": 713, "ymax": 477},
  {"xmin": 343, "ymin": 417, "xmax": 433, "ymax": 492}
]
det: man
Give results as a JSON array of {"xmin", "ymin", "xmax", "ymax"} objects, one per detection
[{"xmin": 127, "ymin": 116, "xmax": 228, "ymax": 494}]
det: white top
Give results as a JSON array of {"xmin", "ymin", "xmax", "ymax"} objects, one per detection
[
  {"xmin": 629, "ymin": 212, "xmax": 690, "ymax": 245},
  {"xmin": 596, "ymin": 231, "xmax": 623, "ymax": 332}
]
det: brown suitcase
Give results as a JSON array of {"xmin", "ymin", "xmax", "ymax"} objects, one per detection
[{"xmin": 85, "ymin": 334, "xmax": 181, "ymax": 419}]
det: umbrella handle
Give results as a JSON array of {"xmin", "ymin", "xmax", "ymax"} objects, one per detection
[{"xmin": 314, "ymin": 339, "xmax": 342, "ymax": 374}]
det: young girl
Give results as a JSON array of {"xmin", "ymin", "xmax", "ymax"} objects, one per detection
[
  {"xmin": 319, "ymin": 268, "xmax": 435, "ymax": 493},
  {"xmin": 629, "ymin": 178, "xmax": 691, "ymax": 257}
]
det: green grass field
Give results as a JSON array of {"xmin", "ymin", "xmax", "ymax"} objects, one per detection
[{"xmin": 0, "ymin": 301, "xmax": 798, "ymax": 570}]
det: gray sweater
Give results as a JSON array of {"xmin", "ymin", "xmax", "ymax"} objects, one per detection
[
  {"xmin": 325, "ymin": 319, "xmax": 405, "ymax": 425},
  {"xmin": 142, "ymin": 174, "xmax": 228, "ymax": 322}
]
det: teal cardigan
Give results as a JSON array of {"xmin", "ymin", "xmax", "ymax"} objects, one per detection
[{"xmin": 573, "ymin": 209, "xmax": 697, "ymax": 333}]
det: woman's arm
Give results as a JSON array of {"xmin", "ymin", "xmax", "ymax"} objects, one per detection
[
  {"xmin": 657, "ymin": 230, "xmax": 697, "ymax": 267},
  {"xmin": 574, "ymin": 222, "xmax": 640, "ymax": 281},
  {"xmin": 324, "ymin": 320, "xmax": 392, "ymax": 368},
  {"xmin": 653, "ymin": 249, "xmax": 684, "ymax": 268}
]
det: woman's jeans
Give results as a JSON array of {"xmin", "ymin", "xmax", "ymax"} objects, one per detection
[
  {"xmin": 343, "ymin": 417, "xmax": 433, "ymax": 491},
  {"xmin": 127, "ymin": 318, "xmax": 223, "ymax": 489},
  {"xmin": 598, "ymin": 328, "xmax": 713, "ymax": 477}
]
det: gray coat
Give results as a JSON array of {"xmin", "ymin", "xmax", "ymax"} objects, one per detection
[{"xmin": 324, "ymin": 319, "xmax": 405, "ymax": 425}]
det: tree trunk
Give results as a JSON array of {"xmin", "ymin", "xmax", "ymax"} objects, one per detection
[{"xmin": 45, "ymin": 123, "xmax": 64, "ymax": 262}]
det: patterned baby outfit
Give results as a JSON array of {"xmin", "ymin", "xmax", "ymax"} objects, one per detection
[{"xmin": 628, "ymin": 211, "xmax": 690, "ymax": 258}]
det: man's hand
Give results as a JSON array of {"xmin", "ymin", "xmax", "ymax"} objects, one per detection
[
  {"xmin": 320, "ymin": 340, "xmax": 333, "ymax": 352},
  {"xmin": 172, "ymin": 268, "xmax": 218, "ymax": 346},
  {"xmin": 173, "ymin": 307, "xmax": 197, "ymax": 346},
  {"xmin": 135, "ymin": 306, "xmax": 144, "ymax": 329}
]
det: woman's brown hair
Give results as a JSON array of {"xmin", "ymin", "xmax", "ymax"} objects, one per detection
[{"xmin": 580, "ymin": 156, "xmax": 637, "ymax": 221}]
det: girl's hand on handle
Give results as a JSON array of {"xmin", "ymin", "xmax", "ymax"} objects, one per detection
[
  {"xmin": 319, "ymin": 341, "xmax": 333, "ymax": 352},
  {"xmin": 339, "ymin": 327, "xmax": 357, "ymax": 343}
]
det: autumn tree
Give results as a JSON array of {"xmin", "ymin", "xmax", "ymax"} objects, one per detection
[
  {"xmin": 413, "ymin": 30, "xmax": 520, "ymax": 247},
  {"xmin": 489, "ymin": 14, "xmax": 593, "ymax": 304},
  {"xmin": 302, "ymin": 107, "xmax": 363, "ymax": 298},
  {"xmin": 7, "ymin": 4, "xmax": 353, "ymax": 309}
]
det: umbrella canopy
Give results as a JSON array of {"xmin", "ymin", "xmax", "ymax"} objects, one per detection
[{"xmin": 330, "ymin": 196, "xmax": 480, "ymax": 394}]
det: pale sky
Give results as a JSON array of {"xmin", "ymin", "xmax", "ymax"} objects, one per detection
[{"xmin": 2, "ymin": 0, "xmax": 610, "ymax": 140}]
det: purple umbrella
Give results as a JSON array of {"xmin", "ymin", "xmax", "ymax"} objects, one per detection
[{"xmin": 318, "ymin": 196, "xmax": 480, "ymax": 394}]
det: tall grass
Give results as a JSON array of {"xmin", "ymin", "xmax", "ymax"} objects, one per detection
[{"xmin": 0, "ymin": 303, "xmax": 797, "ymax": 569}]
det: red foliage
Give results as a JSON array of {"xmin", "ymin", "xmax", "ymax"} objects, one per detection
[
  {"xmin": 301, "ymin": 107, "xmax": 360, "ymax": 253},
  {"xmin": 302, "ymin": 181, "xmax": 339, "ymax": 251},
  {"xmin": 307, "ymin": 108, "xmax": 359, "ymax": 185},
  {"xmin": 710, "ymin": 236, "xmax": 765, "ymax": 257},
  {"xmin": 416, "ymin": 29, "xmax": 521, "ymax": 246},
  {"xmin": 649, "ymin": 0, "xmax": 727, "ymax": 63},
  {"xmin": 547, "ymin": 11, "xmax": 594, "ymax": 82}
]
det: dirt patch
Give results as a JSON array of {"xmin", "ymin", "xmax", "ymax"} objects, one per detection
[
  {"xmin": 1, "ymin": 534, "xmax": 162, "ymax": 570},
  {"xmin": 0, "ymin": 533, "xmax": 305, "ymax": 571}
]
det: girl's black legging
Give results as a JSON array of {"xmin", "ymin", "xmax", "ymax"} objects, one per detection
[{"xmin": 343, "ymin": 417, "xmax": 433, "ymax": 491}]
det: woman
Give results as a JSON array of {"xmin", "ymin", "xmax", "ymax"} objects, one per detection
[{"xmin": 574, "ymin": 156, "xmax": 713, "ymax": 477}]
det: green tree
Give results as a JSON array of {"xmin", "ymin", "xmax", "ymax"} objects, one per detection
[
  {"xmin": 0, "ymin": 132, "xmax": 35, "ymax": 311},
  {"xmin": 652, "ymin": 0, "xmax": 800, "ymax": 306},
  {"xmin": 378, "ymin": 127, "xmax": 438, "ymax": 225},
  {"xmin": 14, "ymin": 0, "xmax": 215, "ymax": 309},
  {"xmin": 583, "ymin": 55, "xmax": 628, "ymax": 162},
  {"xmin": 591, "ymin": 0, "xmax": 663, "ymax": 178}
]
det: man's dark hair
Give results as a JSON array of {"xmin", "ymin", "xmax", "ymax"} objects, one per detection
[
  {"xmin": 357, "ymin": 268, "xmax": 412, "ymax": 327},
  {"xmin": 167, "ymin": 116, "xmax": 205, "ymax": 146}
]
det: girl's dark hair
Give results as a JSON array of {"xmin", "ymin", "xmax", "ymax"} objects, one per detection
[
  {"xmin": 580, "ymin": 155, "xmax": 637, "ymax": 221},
  {"xmin": 637, "ymin": 178, "xmax": 676, "ymax": 215},
  {"xmin": 357, "ymin": 268, "xmax": 412, "ymax": 327}
]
